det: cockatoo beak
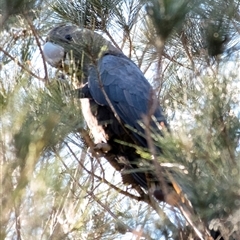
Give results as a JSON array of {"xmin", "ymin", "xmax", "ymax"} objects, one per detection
[{"xmin": 43, "ymin": 42, "xmax": 65, "ymax": 67}]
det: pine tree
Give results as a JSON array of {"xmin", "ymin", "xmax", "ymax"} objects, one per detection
[{"xmin": 1, "ymin": 0, "xmax": 239, "ymax": 239}]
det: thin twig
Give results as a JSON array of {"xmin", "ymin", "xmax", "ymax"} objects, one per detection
[
  {"xmin": 64, "ymin": 141, "xmax": 143, "ymax": 201},
  {"xmin": 77, "ymin": 128, "xmax": 105, "ymax": 175},
  {"xmin": 14, "ymin": 205, "xmax": 22, "ymax": 240},
  {"xmin": 141, "ymin": 90, "xmax": 212, "ymax": 238},
  {"xmin": 162, "ymin": 51, "xmax": 192, "ymax": 70},
  {"xmin": 59, "ymin": 153, "xmax": 152, "ymax": 240},
  {"xmin": 25, "ymin": 16, "xmax": 49, "ymax": 84},
  {"xmin": 142, "ymin": 89, "xmax": 169, "ymax": 196},
  {"xmin": 104, "ymin": 29, "xmax": 121, "ymax": 51},
  {"xmin": 0, "ymin": 46, "xmax": 45, "ymax": 81}
]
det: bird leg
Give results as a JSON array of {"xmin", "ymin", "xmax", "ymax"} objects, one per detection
[
  {"xmin": 88, "ymin": 142, "xmax": 112, "ymax": 157},
  {"xmin": 94, "ymin": 142, "xmax": 112, "ymax": 153}
]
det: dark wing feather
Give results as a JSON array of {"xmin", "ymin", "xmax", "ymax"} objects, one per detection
[{"xmin": 88, "ymin": 53, "xmax": 166, "ymax": 147}]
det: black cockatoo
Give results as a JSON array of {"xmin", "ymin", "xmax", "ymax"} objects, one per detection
[
  {"xmin": 43, "ymin": 25, "xmax": 220, "ymax": 240},
  {"xmin": 43, "ymin": 25, "xmax": 175, "ymax": 204}
]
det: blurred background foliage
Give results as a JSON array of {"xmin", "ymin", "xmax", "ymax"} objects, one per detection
[{"xmin": 0, "ymin": 0, "xmax": 240, "ymax": 239}]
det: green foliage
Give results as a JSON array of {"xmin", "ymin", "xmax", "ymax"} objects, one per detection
[
  {"xmin": 144, "ymin": 0, "xmax": 191, "ymax": 41},
  {"xmin": 52, "ymin": 0, "xmax": 121, "ymax": 29},
  {"xmin": 153, "ymin": 69, "xmax": 240, "ymax": 237},
  {"xmin": 0, "ymin": 0, "xmax": 44, "ymax": 28}
]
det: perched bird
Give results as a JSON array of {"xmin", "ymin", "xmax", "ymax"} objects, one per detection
[
  {"xmin": 43, "ymin": 24, "xmax": 173, "ymax": 203},
  {"xmin": 43, "ymin": 25, "xmax": 220, "ymax": 240}
]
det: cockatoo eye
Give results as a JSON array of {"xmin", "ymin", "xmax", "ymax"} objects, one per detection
[{"xmin": 65, "ymin": 34, "xmax": 72, "ymax": 41}]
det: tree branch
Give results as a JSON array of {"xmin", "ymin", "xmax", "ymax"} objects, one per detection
[
  {"xmin": 25, "ymin": 16, "xmax": 49, "ymax": 84},
  {"xmin": 0, "ymin": 46, "xmax": 46, "ymax": 82}
]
